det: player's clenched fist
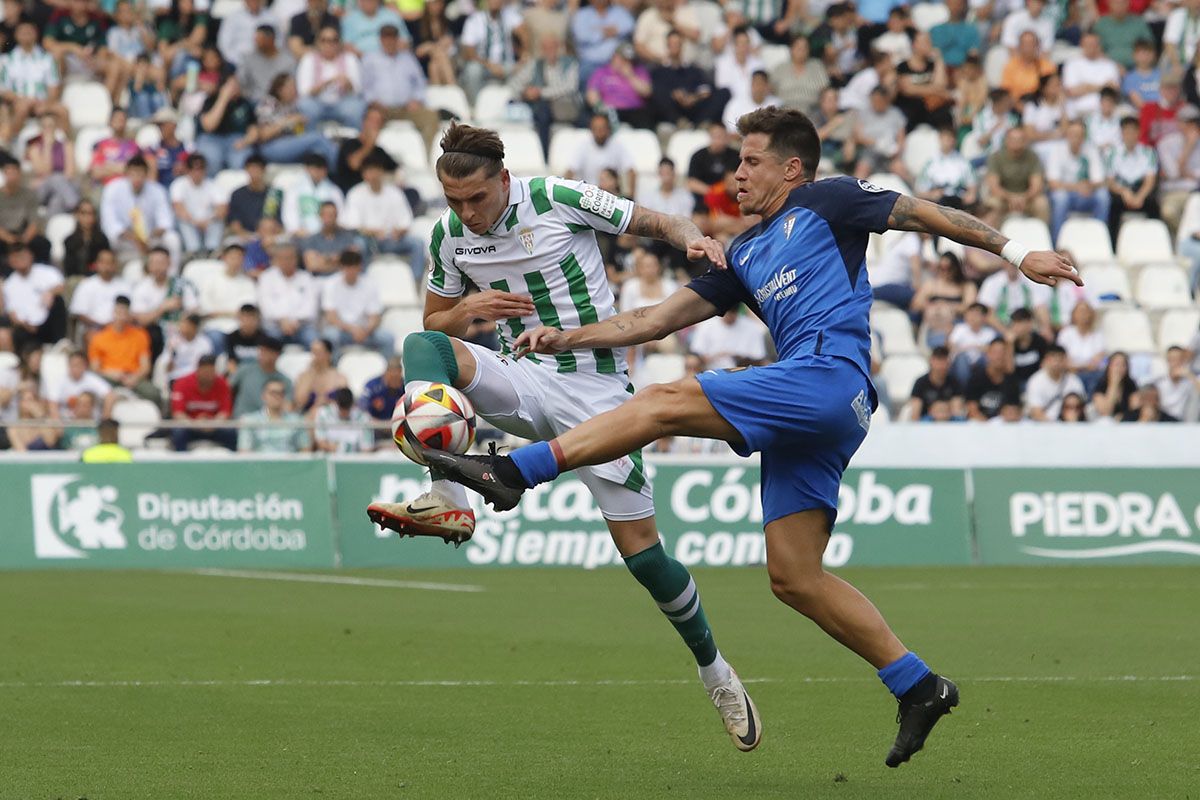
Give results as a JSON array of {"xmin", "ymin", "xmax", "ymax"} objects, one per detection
[
  {"xmin": 462, "ymin": 289, "xmax": 536, "ymax": 321},
  {"xmin": 513, "ymin": 325, "xmax": 567, "ymax": 358}
]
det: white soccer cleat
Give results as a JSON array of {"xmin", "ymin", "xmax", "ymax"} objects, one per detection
[
  {"xmin": 704, "ymin": 668, "xmax": 763, "ymax": 752},
  {"xmin": 366, "ymin": 492, "xmax": 476, "ymax": 546}
]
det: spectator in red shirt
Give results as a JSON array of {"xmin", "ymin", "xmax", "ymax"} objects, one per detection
[
  {"xmin": 169, "ymin": 354, "xmax": 236, "ymax": 451},
  {"xmin": 90, "ymin": 108, "xmax": 150, "ymax": 185},
  {"xmin": 702, "ymin": 169, "xmax": 754, "ymax": 240},
  {"xmin": 1139, "ymin": 72, "xmax": 1185, "ymax": 145}
]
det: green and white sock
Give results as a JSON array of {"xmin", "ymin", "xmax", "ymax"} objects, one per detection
[{"xmin": 403, "ymin": 331, "xmax": 469, "ymax": 509}]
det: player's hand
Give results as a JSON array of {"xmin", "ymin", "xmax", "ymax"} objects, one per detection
[
  {"xmin": 1020, "ymin": 250, "xmax": 1082, "ymax": 288},
  {"xmin": 686, "ymin": 236, "xmax": 727, "ymax": 269},
  {"xmin": 464, "ymin": 290, "xmax": 536, "ymax": 321},
  {"xmin": 513, "ymin": 325, "xmax": 567, "ymax": 358}
]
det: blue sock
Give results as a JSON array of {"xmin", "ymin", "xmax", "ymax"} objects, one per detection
[
  {"xmin": 508, "ymin": 441, "xmax": 561, "ymax": 487},
  {"xmin": 878, "ymin": 652, "xmax": 932, "ymax": 699}
]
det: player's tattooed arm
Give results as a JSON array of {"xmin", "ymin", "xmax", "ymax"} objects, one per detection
[{"xmin": 627, "ymin": 206, "xmax": 728, "ymax": 268}]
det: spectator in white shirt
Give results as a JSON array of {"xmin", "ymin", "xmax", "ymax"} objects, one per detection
[
  {"xmin": 69, "ymin": 248, "xmax": 133, "ymax": 335},
  {"xmin": 1056, "ymin": 302, "xmax": 1106, "ymax": 391},
  {"xmin": 281, "ymin": 151, "xmax": 344, "ymax": 236},
  {"xmin": 870, "ymin": 230, "xmax": 923, "ymax": 311},
  {"xmin": 164, "ymin": 312, "xmax": 215, "ymax": 382},
  {"xmin": 458, "ymin": 0, "xmax": 523, "ymax": 103},
  {"xmin": 295, "ymin": 25, "xmax": 366, "ymax": 128},
  {"xmin": 100, "ymin": 155, "xmax": 181, "ymax": 266},
  {"xmin": 1025, "ymin": 345, "xmax": 1086, "ymax": 420},
  {"xmin": 2, "ymin": 242, "xmax": 65, "ymax": 347},
  {"xmin": 1061, "ymin": 33, "xmax": 1120, "ymax": 120},
  {"xmin": 313, "ymin": 386, "xmax": 374, "ymax": 452},
  {"xmin": 257, "ymin": 240, "xmax": 319, "ymax": 347},
  {"xmin": 977, "ymin": 262, "xmax": 1052, "ymax": 337},
  {"xmin": 46, "ymin": 349, "xmax": 115, "ymax": 419},
  {"xmin": 170, "ymin": 153, "xmax": 228, "ymax": 257},
  {"xmin": 722, "ymin": 69, "xmax": 781, "ymax": 134},
  {"xmin": 1045, "ymin": 120, "xmax": 1110, "ymax": 246},
  {"xmin": 198, "ymin": 242, "xmax": 258, "ymax": 349},
  {"xmin": 688, "ymin": 306, "xmax": 767, "ymax": 371},
  {"xmin": 340, "ymin": 153, "xmax": 423, "ymax": 279},
  {"xmin": 1155, "ymin": 345, "xmax": 1200, "ymax": 421},
  {"xmin": 566, "ymin": 112, "xmax": 636, "ymax": 196},
  {"xmin": 130, "ymin": 246, "xmax": 199, "ymax": 351},
  {"xmin": 1163, "ymin": 0, "xmax": 1200, "ymax": 69},
  {"xmin": 1000, "ymin": 0, "xmax": 1055, "ymax": 53},
  {"xmin": 714, "ymin": 26, "xmax": 764, "ymax": 107},
  {"xmin": 948, "ymin": 302, "xmax": 999, "ymax": 386},
  {"xmin": 320, "ymin": 250, "xmax": 392, "ymax": 356},
  {"xmin": 218, "ymin": 0, "xmax": 278, "ymax": 68},
  {"xmin": 635, "ymin": 157, "xmax": 694, "ymax": 219}
]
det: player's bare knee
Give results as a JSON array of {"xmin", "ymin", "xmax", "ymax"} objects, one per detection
[
  {"xmin": 768, "ymin": 570, "xmax": 824, "ymax": 614},
  {"xmin": 633, "ymin": 382, "xmax": 690, "ymax": 434}
]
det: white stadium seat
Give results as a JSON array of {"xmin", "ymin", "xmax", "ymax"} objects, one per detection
[
  {"xmin": 760, "ymin": 44, "xmax": 790, "ymax": 71},
  {"xmin": 378, "ymin": 124, "xmax": 430, "ymax": 172},
  {"xmin": 367, "ymin": 259, "xmax": 419, "ymax": 308},
  {"xmin": 181, "ymin": 259, "xmax": 225, "ymax": 293},
  {"xmin": 111, "ymin": 398, "xmax": 162, "ymax": 448},
  {"xmin": 473, "ymin": 85, "xmax": 514, "ymax": 126},
  {"xmin": 1056, "ymin": 217, "xmax": 1114, "ymax": 261},
  {"xmin": 40, "ymin": 351, "xmax": 69, "ymax": 401},
  {"xmin": 381, "ymin": 307, "xmax": 425, "ymax": 342},
  {"xmin": 912, "ymin": 1, "xmax": 950, "ymax": 30},
  {"xmin": 613, "ymin": 127, "xmax": 663, "ymax": 175},
  {"xmin": 871, "ymin": 306, "xmax": 918, "ymax": 355},
  {"xmin": 636, "ymin": 353, "xmax": 686, "ymax": 386},
  {"xmin": 1175, "ymin": 193, "xmax": 1200, "ymax": 250},
  {"xmin": 1116, "ymin": 218, "xmax": 1174, "ymax": 266},
  {"xmin": 270, "ymin": 165, "xmax": 308, "ymax": 193},
  {"xmin": 666, "ymin": 129, "xmax": 710, "ymax": 174},
  {"xmin": 409, "ymin": 214, "xmax": 439, "ymax": 252},
  {"xmin": 122, "ymin": 258, "xmax": 144, "ymax": 283},
  {"xmin": 45, "ymin": 213, "xmax": 76, "ymax": 266},
  {"xmin": 425, "ymin": 85, "xmax": 471, "ymax": 122},
  {"xmin": 1134, "ymin": 263, "xmax": 1194, "ymax": 309},
  {"xmin": 1101, "ymin": 308, "xmax": 1156, "ymax": 353},
  {"xmin": 497, "ymin": 128, "xmax": 547, "ymax": 175},
  {"xmin": 209, "ymin": 0, "xmax": 242, "ymax": 19},
  {"xmin": 74, "ymin": 126, "xmax": 111, "ymax": 173},
  {"xmin": 1077, "ymin": 264, "xmax": 1131, "ymax": 304},
  {"xmin": 406, "ymin": 170, "xmax": 445, "ymax": 211},
  {"xmin": 62, "ymin": 82, "xmax": 112, "ymax": 129},
  {"xmin": 880, "ymin": 354, "xmax": 928, "ymax": 410},
  {"xmin": 902, "ymin": 125, "xmax": 940, "ymax": 178},
  {"xmin": 984, "ymin": 45, "xmax": 1009, "ymax": 86},
  {"xmin": 134, "ymin": 123, "xmax": 161, "ymax": 151},
  {"xmin": 213, "ymin": 169, "xmax": 248, "ymax": 197},
  {"xmin": 548, "ymin": 127, "xmax": 592, "ymax": 175},
  {"xmin": 0, "ymin": 351, "xmax": 17, "ymax": 370},
  {"xmin": 276, "ymin": 350, "xmax": 312, "ymax": 383},
  {"xmin": 1001, "ymin": 216, "xmax": 1053, "ymax": 253},
  {"xmin": 1158, "ymin": 309, "xmax": 1200, "ymax": 350},
  {"xmin": 866, "ymin": 172, "xmax": 912, "ymax": 196},
  {"xmin": 338, "ymin": 350, "xmax": 388, "ymax": 398}
]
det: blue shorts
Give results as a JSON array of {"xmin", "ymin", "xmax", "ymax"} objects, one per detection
[{"xmin": 696, "ymin": 355, "xmax": 876, "ymax": 528}]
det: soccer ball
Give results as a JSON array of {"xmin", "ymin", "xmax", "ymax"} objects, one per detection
[{"xmin": 391, "ymin": 381, "xmax": 476, "ymax": 465}]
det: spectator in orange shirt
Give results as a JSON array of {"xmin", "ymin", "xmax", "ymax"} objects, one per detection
[
  {"xmin": 702, "ymin": 169, "xmax": 754, "ymax": 239},
  {"xmin": 87, "ymin": 295, "xmax": 160, "ymax": 405},
  {"xmin": 169, "ymin": 354, "xmax": 236, "ymax": 451},
  {"xmin": 1000, "ymin": 31, "xmax": 1055, "ymax": 102}
]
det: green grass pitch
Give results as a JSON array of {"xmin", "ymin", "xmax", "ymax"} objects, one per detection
[{"xmin": 2, "ymin": 565, "xmax": 1197, "ymax": 799}]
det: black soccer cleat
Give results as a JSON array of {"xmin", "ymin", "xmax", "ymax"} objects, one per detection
[
  {"xmin": 423, "ymin": 444, "xmax": 527, "ymax": 512},
  {"xmin": 885, "ymin": 674, "xmax": 958, "ymax": 768}
]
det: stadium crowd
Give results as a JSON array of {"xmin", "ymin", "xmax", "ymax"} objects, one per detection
[{"xmin": 1, "ymin": 0, "xmax": 1200, "ymax": 455}]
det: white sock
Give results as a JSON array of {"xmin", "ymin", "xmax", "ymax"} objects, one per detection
[
  {"xmin": 429, "ymin": 478, "xmax": 469, "ymax": 509},
  {"xmin": 698, "ymin": 650, "xmax": 733, "ymax": 689}
]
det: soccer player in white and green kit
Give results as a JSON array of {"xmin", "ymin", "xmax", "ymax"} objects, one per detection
[{"xmin": 367, "ymin": 123, "xmax": 762, "ymax": 750}]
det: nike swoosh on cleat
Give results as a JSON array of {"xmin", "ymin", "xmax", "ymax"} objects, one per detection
[
  {"xmin": 405, "ymin": 504, "xmax": 441, "ymax": 515},
  {"xmin": 940, "ymin": 684, "xmax": 949, "ymax": 700},
  {"xmin": 737, "ymin": 692, "xmax": 758, "ymax": 748}
]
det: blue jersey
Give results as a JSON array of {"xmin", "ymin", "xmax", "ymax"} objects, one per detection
[{"xmin": 686, "ymin": 176, "xmax": 900, "ymax": 380}]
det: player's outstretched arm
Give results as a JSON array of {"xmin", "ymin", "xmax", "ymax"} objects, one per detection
[
  {"xmin": 515, "ymin": 287, "xmax": 720, "ymax": 357},
  {"xmin": 626, "ymin": 206, "xmax": 728, "ymax": 268},
  {"xmin": 886, "ymin": 195, "xmax": 1082, "ymax": 288}
]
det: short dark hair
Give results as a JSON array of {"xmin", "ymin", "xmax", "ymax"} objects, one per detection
[
  {"xmin": 245, "ymin": 153, "xmax": 267, "ymax": 168},
  {"xmin": 239, "ymin": 303, "xmax": 259, "ymax": 314},
  {"xmin": 752, "ymin": 69, "xmax": 770, "ymax": 82},
  {"xmin": 659, "ymin": 156, "xmax": 676, "ymax": 169},
  {"xmin": 1046, "ymin": 344, "xmax": 1067, "ymax": 357},
  {"xmin": 97, "ymin": 418, "xmax": 120, "ymax": 438},
  {"xmin": 339, "ymin": 249, "xmax": 364, "ymax": 268},
  {"xmin": 198, "ymin": 354, "xmax": 218, "ymax": 367},
  {"xmin": 332, "ymin": 387, "xmax": 354, "ymax": 409},
  {"xmin": 1100, "ymin": 87, "xmax": 1120, "ymax": 102},
  {"xmin": 148, "ymin": 245, "xmax": 170, "ymax": 258},
  {"xmin": 126, "ymin": 155, "xmax": 148, "ymax": 171},
  {"xmin": 967, "ymin": 302, "xmax": 988, "ymax": 315},
  {"xmin": 184, "ymin": 313, "xmax": 202, "ymax": 326},
  {"xmin": 931, "ymin": 345, "xmax": 950, "ymax": 359},
  {"xmin": 436, "ymin": 122, "xmax": 505, "ymax": 180},
  {"xmin": 260, "ymin": 336, "xmax": 283, "ymax": 353},
  {"xmin": 1010, "ymin": 307, "xmax": 1033, "ymax": 322},
  {"xmin": 362, "ymin": 152, "xmax": 392, "ymax": 172},
  {"xmin": 303, "ymin": 151, "xmax": 328, "ymax": 168},
  {"xmin": 114, "ymin": 295, "xmax": 131, "ymax": 307},
  {"xmin": 736, "ymin": 106, "xmax": 821, "ymax": 181},
  {"xmin": 1120, "ymin": 115, "xmax": 1140, "ymax": 129},
  {"xmin": 186, "ymin": 153, "xmax": 206, "ymax": 170}
]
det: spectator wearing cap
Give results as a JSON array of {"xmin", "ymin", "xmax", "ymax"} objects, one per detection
[
  {"xmin": 314, "ymin": 386, "xmax": 373, "ymax": 453},
  {"xmin": 1045, "ymin": 119, "xmax": 1109, "ymax": 245},
  {"xmin": 2, "ymin": 242, "xmax": 65, "ymax": 349},
  {"xmin": 238, "ymin": 377, "xmax": 310, "ymax": 452},
  {"xmin": 361, "ymin": 24, "xmax": 441, "ymax": 151},
  {"xmin": 196, "ymin": 75, "xmax": 258, "ymax": 175},
  {"xmin": 904, "ymin": 346, "xmax": 964, "ymax": 421},
  {"xmin": 281, "ymin": 152, "xmax": 343, "ymax": 236},
  {"xmin": 341, "ymin": 153, "xmax": 424, "ymax": 280},
  {"xmin": 1025, "ymin": 345, "xmax": 1086, "ymax": 421},
  {"xmin": 1157, "ymin": 105, "xmax": 1200, "ymax": 235},
  {"xmin": 984, "ymin": 127, "xmax": 1050, "ymax": 224},
  {"xmin": 226, "ymin": 154, "xmax": 271, "ymax": 238},
  {"xmin": 257, "ymin": 240, "xmax": 319, "ymax": 347},
  {"xmin": 320, "ymin": 250, "xmax": 392, "ymax": 356},
  {"xmin": 586, "ymin": 43, "xmax": 653, "ymax": 130},
  {"xmin": 360, "ymin": 356, "xmax": 405, "ymax": 441},
  {"xmin": 571, "ymin": 0, "xmax": 633, "ymax": 85},
  {"xmin": 459, "ymin": 0, "xmax": 524, "ymax": 102},
  {"xmin": 1095, "ymin": 0, "xmax": 1152, "ymax": 70},
  {"xmin": 170, "ymin": 354, "xmax": 236, "ymax": 450},
  {"xmin": 0, "ymin": 156, "xmax": 50, "ymax": 264},
  {"xmin": 342, "ymin": 0, "xmax": 404, "ymax": 56},
  {"xmin": 509, "ymin": 34, "xmax": 581, "ymax": 158},
  {"xmin": 295, "ymin": 26, "xmax": 366, "ymax": 129},
  {"xmin": 288, "ymin": 0, "xmax": 338, "ymax": 59},
  {"xmin": 199, "ymin": 244, "xmax": 257, "ymax": 349},
  {"xmin": 1164, "ymin": 0, "xmax": 1200, "ymax": 70},
  {"xmin": 69, "ymin": 248, "xmax": 133, "ymax": 338},
  {"xmin": 1105, "ymin": 115, "xmax": 1160, "ymax": 244},
  {"xmin": 1, "ymin": 20, "xmax": 66, "ymax": 141},
  {"xmin": 147, "ymin": 108, "xmax": 190, "ymax": 189},
  {"xmin": 231, "ymin": 335, "xmax": 292, "ymax": 418},
  {"xmin": 301, "ymin": 201, "xmax": 362, "ymax": 275},
  {"xmin": 218, "ymin": 0, "xmax": 277, "ymax": 68},
  {"xmin": 170, "ymin": 153, "xmax": 227, "ymax": 258},
  {"xmin": 1140, "ymin": 72, "xmax": 1185, "ymax": 146},
  {"xmin": 237, "ymin": 23, "xmax": 295, "ymax": 102},
  {"xmin": 251, "ymin": 73, "xmax": 340, "ymax": 169},
  {"xmin": 130, "ymin": 246, "xmax": 198, "ymax": 359},
  {"xmin": 88, "ymin": 295, "xmax": 159, "ymax": 404},
  {"xmin": 164, "ymin": 313, "xmax": 214, "ymax": 383},
  {"xmin": 223, "ymin": 303, "xmax": 267, "ymax": 371},
  {"xmin": 567, "ymin": 113, "xmax": 637, "ymax": 197},
  {"xmin": 1062, "ymin": 33, "xmax": 1120, "ymax": 120},
  {"xmin": 965, "ymin": 338, "xmax": 1020, "ymax": 422},
  {"xmin": 929, "ymin": 0, "xmax": 980, "ymax": 68}
]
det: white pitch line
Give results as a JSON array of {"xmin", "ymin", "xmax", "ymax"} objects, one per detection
[
  {"xmin": 189, "ymin": 568, "xmax": 485, "ymax": 593},
  {"xmin": 0, "ymin": 676, "xmax": 1193, "ymax": 690}
]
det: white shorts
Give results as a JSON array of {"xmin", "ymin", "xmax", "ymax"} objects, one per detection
[{"xmin": 459, "ymin": 340, "xmax": 654, "ymax": 521}]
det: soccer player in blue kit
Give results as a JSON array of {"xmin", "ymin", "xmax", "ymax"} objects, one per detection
[{"xmin": 425, "ymin": 107, "xmax": 1082, "ymax": 766}]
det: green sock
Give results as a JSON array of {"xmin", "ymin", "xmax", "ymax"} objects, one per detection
[
  {"xmin": 402, "ymin": 330, "xmax": 459, "ymax": 385},
  {"xmin": 624, "ymin": 542, "xmax": 718, "ymax": 667}
]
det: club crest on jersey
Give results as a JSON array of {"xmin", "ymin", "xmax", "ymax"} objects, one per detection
[
  {"xmin": 858, "ymin": 179, "xmax": 885, "ymax": 193},
  {"xmin": 518, "ymin": 227, "xmax": 535, "ymax": 255},
  {"xmin": 783, "ymin": 215, "xmax": 796, "ymax": 240}
]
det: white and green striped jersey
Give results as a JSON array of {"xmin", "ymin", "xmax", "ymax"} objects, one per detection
[{"xmin": 427, "ymin": 176, "xmax": 634, "ymax": 375}]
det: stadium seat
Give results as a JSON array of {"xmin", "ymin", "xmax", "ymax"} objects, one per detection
[
  {"xmin": 613, "ymin": 127, "xmax": 663, "ymax": 174},
  {"xmin": 871, "ymin": 306, "xmax": 919, "ymax": 355},
  {"xmin": 409, "ymin": 214, "xmax": 439, "ymax": 252},
  {"xmin": 760, "ymin": 44, "xmax": 790, "ymax": 71},
  {"xmin": 1055, "ymin": 217, "xmax": 1114, "ymax": 261},
  {"xmin": 111, "ymin": 398, "xmax": 162, "ymax": 448},
  {"xmin": 1158, "ymin": 308, "xmax": 1200, "ymax": 349},
  {"xmin": 1050, "ymin": 41, "xmax": 1080, "ymax": 65},
  {"xmin": 41, "ymin": 351, "xmax": 69, "ymax": 400},
  {"xmin": 0, "ymin": 351, "xmax": 18, "ymax": 371},
  {"xmin": 866, "ymin": 172, "xmax": 912, "ymax": 196},
  {"xmin": 213, "ymin": 169, "xmax": 249, "ymax": 196},
  {"xmin": 1101, "ymin": 307, "xmax": 1156, "ymax": 353},
  {"xmin": 62, "ymin": 82, "xmax": 112, "ymax": 129},
  {"xmin": 1116, "ymin": 218, "xmax": 1174, "ymax": 266},
  {"xmin": 209, "ymin": 0, "xmax": 242, "ymax": 18},
  {"xmin": 425, "ymin": 85, "xmax": 472, "ymax": 122},
  {"xmin": 122, "ymin": 258, "xmax": 144, "ymax": 283},
  {"xmin": 276, "ymin": 350, "xmax": 312, "ymax": 382},
  {"xmin": 378, "ymin": 124, "xmax": 430, "ymax": 172},
  {"xmin": 74, "ymin": 125, "xmax": 111, "ymax": 173},
  {"xmin": 880, "ymin": 354, "xmax": 928, "ymax": 410},
  {"xmin": 911, "ymin": 1, "xmax": 950, "ymax": 29},
  {"xmin": 1175, "ymin": 193, "xmax": 1200, "ymax": 250},
  {"xmin": 380, "ymin": 307, "xmax": 425, "ymax": 342},
  {"xmin": 45, "ymin": 213, "xmax": 76, "ymax": 265},
  {"xmin": 958, "ymin": 132, "xmax": 983, "ymax": 161},
  {"xmin": 984, "ymin": 45, "xmax": 1009, "ymax": 86},
  {"xmin": 1134, "ymin": 263, "xmax": 1194, "ymax": 309},
  {"xmin": 1001, "ymin": 216, "xmax": 1053, "ymax": 252},
  {"xmin": 181, "ymin": 258, "xmax": 225, "ymax": 292},
  {"xmin": 548, "ymin": 127, "xmax": 592, "ymax": 175},
  {"xmin": 666, "ymin": 129, "xmax": 710, "ymax": 174},
  {"xmin": 636, "ymin": 353, "xmax": 686, "ymax": 386},
  {"xmin": 367, "ymin": 259, "xmax": 419, "ymax": 308},
  {"xmin": 12, "ymin": 121, "xmax": 40, "ymax": 156},
  {"xmin": 270, "ymin": 165, "xmax": 308, "ymax": 193},
  {"xmin": 134, "ymin": 123, "xmax": 161, "ymax": 151},
  {"xmin": 872, "ymin": 404, "xmax": 891, "ymax": 425},
  {"xmin": 901, "ymin": 125, "xmax": 940, "ymax": 178},
  {"xmin": 1078, "ymin": 263, "xmax": 1131, "ymax": 304},
  {"xmin": 338, "ymin": 350, "xmax": 388, "ymax": 397},
  {"xmin": 405, "ymin": 170, "xmax": 444, "ymax": 210},
  {"xmin": 428, "ymin": 121, "xmax": 454, "ymax": 167},
  {"xmin": 473, "ymin": 85, "xmax": 514, "ymax": 126},
  {"xmin": 497, "ymin": 128, "xmax": 547, "ymax": 175}
]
